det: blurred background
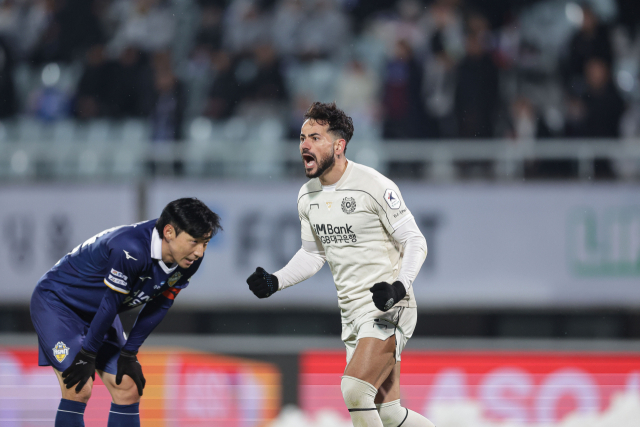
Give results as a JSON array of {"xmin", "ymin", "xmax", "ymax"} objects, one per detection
[{"xmin": 0, "ymin": 0, "xmax": 640, "ymax": 425}]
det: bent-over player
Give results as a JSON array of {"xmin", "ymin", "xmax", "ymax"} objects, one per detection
[
  {"xmin": 31, "ymin": 198, "xmax": 221, "ymax": 427},
  {"xmin": 247, "ymin": 102, "xmax": 434, "ymax": 427}
]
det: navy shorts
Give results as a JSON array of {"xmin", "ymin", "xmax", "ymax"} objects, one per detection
[{"xmin": 30, "ymin": 286, "xmax": 126, "ymax": 375}]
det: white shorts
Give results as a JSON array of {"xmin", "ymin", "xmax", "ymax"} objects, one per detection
[{"xmin": 342, "ymin": 306, "xmax": 417, "ymax": 364}]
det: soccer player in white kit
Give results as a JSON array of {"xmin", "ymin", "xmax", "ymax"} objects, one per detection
[{"xmin": 247, "ymin": 102, "xmax": 434, "ymax": 427}]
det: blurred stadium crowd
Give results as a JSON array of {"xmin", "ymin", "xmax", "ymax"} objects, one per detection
[{"xmin": 0, "ymin": 0, "xmax": 638, "ymax": 143}]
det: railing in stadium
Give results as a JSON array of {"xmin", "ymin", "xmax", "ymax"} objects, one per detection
[{"xmin": 1, "ymin": 138, "xmax": 639, "ymax": 180}]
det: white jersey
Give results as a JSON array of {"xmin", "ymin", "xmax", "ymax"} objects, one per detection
[{"xmin": 297, "ymin": 160, "xmax": 417, "ymax": 321}]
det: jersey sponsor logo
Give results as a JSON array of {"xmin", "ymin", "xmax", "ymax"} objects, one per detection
[
  {"xmin": 341, "ymin": 197, "xmax": 356, "ymax": 214},
  {"xmin": 168, "ymin": 272, "xmax": 183, "ymax": 287},
  {"xmin": 313, "ymin": 223, "xmax": 357, "ymax": 244},
  {"xmin": 139, "ymin": 276, "xmax": 152, "ymax": 282},
  {"xmin": 384, "ymin": 189, "xmax": 401, "ymax": 209},
  {"xmin": 108, "ymin": 275, "xmax": 128, "ymax": 287},
  {"xmin": 314, "ymin": 223, "xmax": 353, "ymax": 235},
  {"xmin": 123, "ymin": 250, "xmax": 138, "ymax": 261},
  {"xmin": 110, "ymin": 269, "xmax": 128, "ymax": 281},
  {"xmin": 326, "ymin": 201, "xmax": 333, "ymax": 211},
  {"xmin": 53, "ymin": 342, "xmax": 70, "ymax": 363},
  {"xmin": 124, "ymin": 290, "xmax": 151, "ymax": 307}
]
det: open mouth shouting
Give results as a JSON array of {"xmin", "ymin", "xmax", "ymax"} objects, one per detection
[{"xmin": 302, "ymin": 152, "xmax": 316, "ymax": 170}]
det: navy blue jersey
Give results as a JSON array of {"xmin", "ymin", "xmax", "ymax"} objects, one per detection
[{"xmin": 38, "ymin": 220, "xmax": 201, "ymax": 315}]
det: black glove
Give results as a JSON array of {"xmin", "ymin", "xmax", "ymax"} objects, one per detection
[
  {"xmin": 62, "ymin": 348, "xmax": 96, "ymax": 393},
  {"xmin": 116, "ymin": 349, "xmax": 146, "ymax": 396},
  {"xmin": 370, "ymin": 281, "xmax": 407, "ymax": 312},
  {"xmin": 246, "ymin": 267, "xmax": 279, "ymax": 298},
  {"xmin": 116, "ymin": 350, "xmax": 147, "ymax": 396}
]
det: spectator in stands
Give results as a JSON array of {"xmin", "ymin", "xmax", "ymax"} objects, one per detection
[
  {"xmin": 30, "ymin": 74, "xmax": 71, "ymax": 122},
  {"xmin": 107, "ymin": 46, "xmax": 154, "ymax": 118},
  {"xmin": 0, "ymin": 0, "xmax": 23, "ymax": 54},
  {"xmin": 564, "ymin": 58, "xmax": 624, "ymax": 138},
  {"xmin": 335, "ymin": 59, "xmax": 380, "ymax": 135},
  {"xmin": 75, "ymin": 44, "xmax": 112, "ymax": 119},
  {"xmin": 272, "ymin": 0, "xmax": 304, "ymax": 58},
  {"xmin": 582, "ymin": 57, "xmax": 625, "ymax": 138},
  {"xmin": 224, "ymin": 0, "xmax": 271, "ymax": 56},
  {"xmin": 205, "ymin": 50, "xmax": 240, "ymax": 119},
  {"xmin": 454, "ymin": 17, "xmax": 499, "ymax": 138},
  {"xmin": 0, "ymin": 35, "xmax": 17, "ymax": 118},
  {"xmin": 297, "ymin": 0, "xmax": 349, "ymax": 60},
  {"xmin": 30, "ymin": 0, "xmax": 105, "ymax": 65},
  {"xmin": 242, "ymin": 44, "xmax": 288, "ymax": 104},
  {"xmin": 150, "ymin": 51, "xmax": 185, "ymax": 141},
  {"xmin": 369, "ymin": 0, "xmax": 428, "ymax": 60},
  {"xmin": 420, "ymin": 0, "xmax": 465, "ymax": 62},
  {"xmin": 503, "ymin": 96, "xmax": 551, "ymax": 141},
  {"xmin": 107, "ymin": 0, "xmax": 175, "ymax": 55},
  {"xmin": 195, "ymin": 3, "xmax": 224, "ymax": 53},
  {"xmin": 423, "ymin": 31, "xmax": 457, "ymax": 138},
  {"xmin": 382, "ymin": 39, "xmax": 426, "ymax": 139},
  {"xmin": 562, "ymin": 4, "xmax": 612, "ymax": 96}
]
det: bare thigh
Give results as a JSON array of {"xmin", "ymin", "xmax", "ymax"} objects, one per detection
[{"xmin": 344, "ymin": 335, "xmax": 399, "ymax": 403}]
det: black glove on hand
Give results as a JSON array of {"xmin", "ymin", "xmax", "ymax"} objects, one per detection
[
  {"xmin": 62, "ymin": 348, "xmax": 96, "ymax": 393},
  {"xmin": 116, "ymin": 349, "xmax": 146, "ymax": 396},
  {"xmin": 247, "ymin": 267, "xmax": 279, "ymax": 298},
  {"xmin": 370, "ymin": 281, "xmax": 407, "ymax": 312}
]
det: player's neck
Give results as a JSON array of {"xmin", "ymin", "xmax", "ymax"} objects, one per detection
[
  {"xmin": 160, "ymin": 238, "xmax": 175, "ymax": 265},
  {"xmin": 319, "ymin": 158, "xmax": 348, "ymax": 186}
]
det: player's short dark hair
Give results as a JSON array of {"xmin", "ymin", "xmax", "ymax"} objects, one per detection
[
  {"xmin": 304, "ymin": 102, "xmax": 354, "ymax": 153},
  {"xmin": 156, "ymin": 198, "xmax": 222, "ymax": 239}
]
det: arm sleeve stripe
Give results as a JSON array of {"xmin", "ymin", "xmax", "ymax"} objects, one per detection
[
  {"xmin": 103, "ymin": 279, "xmax": 130, "ymax": 294},
  {"xmin": 391, "ymin": 214, "xmax": 414, "ymax": 231}
]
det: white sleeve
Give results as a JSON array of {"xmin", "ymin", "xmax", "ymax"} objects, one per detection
[
  {"xmin": 273, "ymin": 239, "xmax": 326, "ymax": 290},
  {"xmin": 392, "ymin": 218, "xmax": 427, "ymax": 291}
]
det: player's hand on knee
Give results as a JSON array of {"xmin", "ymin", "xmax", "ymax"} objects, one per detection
[
  {"xmin": 246, "ymin": 267, "xmax": 278, "ymax": 298},
  {"xmin": 62, "ymin": 348, "xmax": 97, "ymax": 393},
  {"xmin": 116, "ymin": 350, "xmax": 146, "ymax": 396},
  {"xmin": 370, "ymin": 281, "xmax": 406, "ymax": 312}
]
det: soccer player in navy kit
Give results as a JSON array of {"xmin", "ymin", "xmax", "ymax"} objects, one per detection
[{"xmin": 30, "ymin": 198, "xmax": 221, "ymax": 427}]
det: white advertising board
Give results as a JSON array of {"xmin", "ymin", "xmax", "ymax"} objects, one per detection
[
  {"xmin": 0, "ymin": 184, "xmax": 137, "ymax": 302},
  {"xmin": 147, "ymin": 181, "xmax": 640, "ymax": 309}
]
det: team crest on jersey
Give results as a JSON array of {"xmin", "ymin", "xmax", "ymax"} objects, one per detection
[
  {"xmin": 384, "ymin": 189, "xmax": 401, "ymax": 209},
  {"xmin": 52, "ymin": 342, "xmax": 70, "ymax": 363},
  {"xmin": 341, "ymin": 197, "xmax": 356, "ymax": 214},
  {"xmin": 326, "ymin": 202, "xmax": 333, "ymax": 211},
  {"xmin": 168, "ymin": 272, "xmax": 183, "ymax": 287}
]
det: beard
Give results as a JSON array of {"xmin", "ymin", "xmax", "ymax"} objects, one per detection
[{"xmin": 304, "ymin": 147, "xmax": 335, "ymax": 178}]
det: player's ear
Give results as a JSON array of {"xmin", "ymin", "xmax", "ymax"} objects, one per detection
[
  {"xmin": 163, "ymin": 224, "xmax": 175, "ymax": 240},
  {"xmin": 335, "ymin": 138, "xmax": 346, "ymax": 155}
]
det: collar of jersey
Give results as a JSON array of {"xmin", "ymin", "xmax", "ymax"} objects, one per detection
[
  {"xmin": 151, "ymin": 228, "xmax": 179, "ymax": 274},
  {"xmin": 320, "ymin": 159, "xmax": 353, "ymax": 191}
]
